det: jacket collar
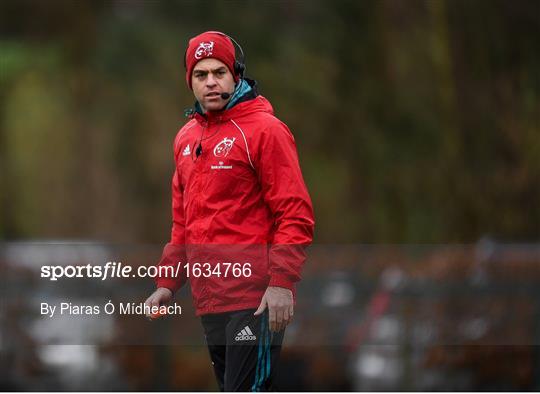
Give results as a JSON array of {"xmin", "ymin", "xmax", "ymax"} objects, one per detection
[{"xmin": 190, "ymin": 78, "xmax": 259, "ymax": 124}]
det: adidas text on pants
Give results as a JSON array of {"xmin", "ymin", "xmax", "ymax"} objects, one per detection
[{"xmin": 201, "ymin": 308, "xmax": 285, "ymax": 391}]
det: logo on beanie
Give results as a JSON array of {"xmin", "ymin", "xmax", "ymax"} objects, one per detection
[
  {"xmin": 194, "ymin": 41, "xmax": 214, "ymax": 59},
  {"xmin": 213, "ymin": 137, "xmax": 236, "ymax": 157}
]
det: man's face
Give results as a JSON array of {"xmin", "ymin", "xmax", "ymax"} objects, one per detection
[{"xmin": 191, "ymin": 58, "xmax": 235, "ymax": 113}]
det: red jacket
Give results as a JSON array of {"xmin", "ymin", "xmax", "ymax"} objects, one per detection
[{"xmin": 155, "ymin": 95, "xmax": 314, "ymax": 315}]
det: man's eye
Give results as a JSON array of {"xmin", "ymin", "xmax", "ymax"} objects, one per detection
[{"xmin": 218, "ymin": 70, "xmax": 226, "ymax": 75}]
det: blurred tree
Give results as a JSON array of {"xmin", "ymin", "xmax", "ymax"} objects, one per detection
[{"xmin": 0, "ymin": 0, "xmax": 538, "ymax": 242}]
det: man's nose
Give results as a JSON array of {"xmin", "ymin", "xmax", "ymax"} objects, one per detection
[{"xmin": 206, "ymin": 73, "xmax": 217, "ymax": 87}]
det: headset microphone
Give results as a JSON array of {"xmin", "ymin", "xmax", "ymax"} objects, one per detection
[{"xmin": 220, "ymin": 92, "xmax": 232, "ymax": 100}]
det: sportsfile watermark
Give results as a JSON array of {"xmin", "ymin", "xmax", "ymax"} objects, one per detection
[
  {"xmin": 40, "ymin": 261, "xmax": 253, "ymax": 281},
  {"xmin": 2, "ymin": 242, "xmax": 538, "ymax": 346},
  {"xmin": 40, "ymin": 261, "xmax": 182, "ymax": 281}
]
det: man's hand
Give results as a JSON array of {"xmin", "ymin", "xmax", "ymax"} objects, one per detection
[
  {"xmin": 144, "ymin": 287, "xmax": 173, "ymax": 319},
  {"xmin": 254, "ymin": 286, "xmax": 293, "ymax": 332}
]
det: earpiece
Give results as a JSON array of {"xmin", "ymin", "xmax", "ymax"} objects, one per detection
[{"xmin": 234, "ymin": 60, "xmax": 246, "ymax": 78}]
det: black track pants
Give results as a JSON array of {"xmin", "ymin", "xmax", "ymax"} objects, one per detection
[{"xmin": 201, "ymin": 308, "xmax": 285, "ymax": 392}]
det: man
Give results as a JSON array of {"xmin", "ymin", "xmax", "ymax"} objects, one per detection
[{"xmin": 145, "ymin": 31, "xmax": 314, "ymax": 391}]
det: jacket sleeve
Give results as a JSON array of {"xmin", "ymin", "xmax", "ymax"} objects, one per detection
[
  {"xmin": 254, "ymin": 120, "xmax": 315, "ymax": 290},
  {"xmin": 154, "ymin": 167, "xmax": 188, "ymax": 293}
]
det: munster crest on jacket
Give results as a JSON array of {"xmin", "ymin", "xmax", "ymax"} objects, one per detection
[{"xmin": 213, "ymin": 137, "xmax": 236, "ymax": 157}]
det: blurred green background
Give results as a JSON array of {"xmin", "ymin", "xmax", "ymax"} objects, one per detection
[
  {"xmin": 1, "ymin": 1, "xmax": 540, "ymax": 391},
  {"xmin": 1, "ymin": 0, "xmax": 538, "ymax": 244}
]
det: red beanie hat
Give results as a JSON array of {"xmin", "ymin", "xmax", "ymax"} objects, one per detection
[{"xmin": 185, "ymin": 31, "xmax": 239, "ymax": 89}]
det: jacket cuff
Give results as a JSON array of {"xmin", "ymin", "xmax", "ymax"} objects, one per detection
[
  {"xmin": 155, "ymin": 277, "xmax": 181, "ymax": 294},
  {"xmin": 269, "ymin": 273, "xmax": 295, "ymax": 290}
]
